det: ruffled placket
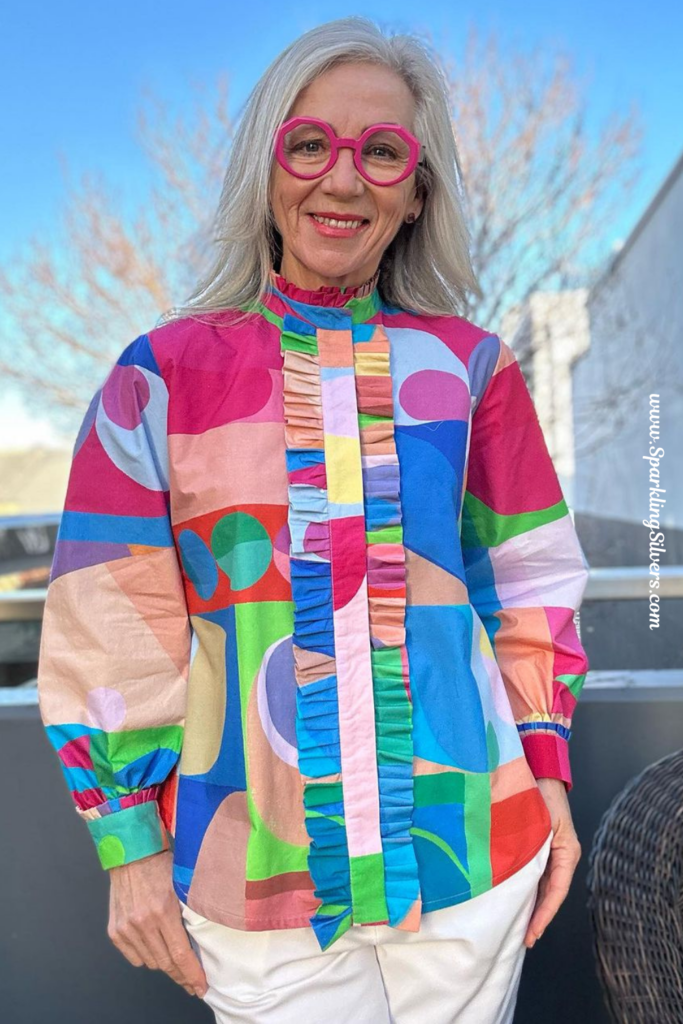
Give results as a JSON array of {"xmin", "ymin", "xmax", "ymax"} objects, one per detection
[{"xmin": 268, "ymin": 271, "xmax": 422, "ymax": 951}]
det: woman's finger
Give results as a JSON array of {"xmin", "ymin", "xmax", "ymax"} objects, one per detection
[
  {"xmin": 109, "ymin": 918, "xmax": 196, "ymax": 996},
  {"xmin": 523, "ymin": 841, "xmax": 580, "ymax": 947},
  {"xmin": 167, "ymin": 941, "xmax": 207, "ymax": 997},
  {"xmin": 149, "ymin": 926, "xmax": 202, "ymax": 993},
  {"xmin": 128, "ymin": 900, "xmax": 207, "ymax": 997},
  {"xmin": 107, "ymin": 916, "xmax": 152, "ymax": 970},
  {"xmin": 156, "ymin": 914, "xmax": 208, "ymax": 996},
  {"xmin": 106, "ymin": 851, "xmax": 201, "ymax": 996}
]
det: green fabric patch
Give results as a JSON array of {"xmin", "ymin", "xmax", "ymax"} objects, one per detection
[
  {"xmin": 413, "ymin": 770, "xmax": 466, "ymax": 807},
  {"xmin": 358, "ymin": 411, "xmax": 391, "ymax": 428},
  {"xmin": 347, "ymin": 289, "xmax": 381, "ymax": 324},
  {"xmin": 486, "ymin": 720, "xmax": 500, "ymax": 771},
  {"xmin": 349, "ymin": 851, "xmax": 388, "ymax": 923},
  {"xmin": 556, "ymin": 672, "xmax": 587, "ymax": 698},
  {"xmin": 303, "ymin": 781, "xmax": 344, "ymax": 808},
  {"xmin": 87, "ymin": 800, "xmax": 166, "ymax": 869},
  {"xmin": 279, "ymin": 329, "xmax": 319, "ymax": 355},
  {"xmin": 237, "ymin": 301, "xmax": 283, "ymax": 330},
  {"xmin": 97, "ymin": 835, "xmax": 126, "ymax": 868},
  {"xmin": 89, "ymin": 726, "xmax": 183, "ymax": 791},
  {"xmin": 461, "ymin": 491, "xmax": 568, "ymax": 549},
  {"xmin": 367, "ymin": 524, "xmax": 403, "ymax": 544},
  {"xmin": 372, "ymin": 646, "xmax": 413, "ymax": 768},
  {"xmin": 463, "ymin": 772, "xmax": 493, "ymax": 893}
]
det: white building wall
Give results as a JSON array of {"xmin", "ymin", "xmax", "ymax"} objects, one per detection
[
  {"xmin": 572, "ymin": 161, "xmax": 683, "ymax": 529},
  {"xmin": 527, "ymin": 291, "xmax": 590, "ymax": 507},
  {"xmin": 503, "ymin": 290, "xmax": 591, "ymax": 510}
]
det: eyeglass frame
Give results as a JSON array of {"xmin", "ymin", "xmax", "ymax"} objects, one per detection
[{"xmin": 273, "ymin": 116, "xmax": 425, "ymax": 187}]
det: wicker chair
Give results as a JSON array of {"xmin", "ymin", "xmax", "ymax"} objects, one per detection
[{"xmin": 586, "ymin": 748, "xmax": 683, "ymax": 1023}]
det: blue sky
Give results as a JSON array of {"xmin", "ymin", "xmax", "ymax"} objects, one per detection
[{"xmin": 0, "ymin": 0, "xmax": 682, "ymax": 443}]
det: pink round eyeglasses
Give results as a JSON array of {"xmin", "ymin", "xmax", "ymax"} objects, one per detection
[{"xmin": 273, "ymin": 116, "xmax": 424, "ymax": 187}]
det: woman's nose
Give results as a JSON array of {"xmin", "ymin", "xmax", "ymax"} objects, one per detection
[{"xmin": 322, "ymin": 147, "xmax": 365, "ymax": 193}]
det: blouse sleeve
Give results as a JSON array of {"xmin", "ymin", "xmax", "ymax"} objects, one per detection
[
  {"xmin": 461, "ymin": 336, "xmax": 590, "ymax": 792},
  {"xmin": 37, "ymin": 332, "xmax": 190, "ymax": 867}
]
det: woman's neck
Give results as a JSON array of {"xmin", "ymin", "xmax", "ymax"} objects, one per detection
[{"xmin": 277, "ymin": 257, "xmax": 380, "ymax": 295}]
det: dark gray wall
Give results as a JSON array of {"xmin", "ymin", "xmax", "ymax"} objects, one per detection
[
  {"xmin": 517, "ymin": 686, "xmax": 683, "ymax": 1022},
  {"xmin": 0, "ymin": 706, "xmax": 211, "ymax": 1024},
  {"xmin": 2, "ymin": 691, "xmax": 683, "ymax": 1024}
]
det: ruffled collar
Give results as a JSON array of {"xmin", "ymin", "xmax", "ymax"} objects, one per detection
[{"xmin": 267, "ymin": 266, "xmax": 381, "ymax": 308}]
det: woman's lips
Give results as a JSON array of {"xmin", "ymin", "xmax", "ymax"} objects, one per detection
[{"xmin": 307, "ymin": 213, "xmax": 370, "ymax": 238}]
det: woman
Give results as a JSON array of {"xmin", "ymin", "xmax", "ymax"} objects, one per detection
[{"xmin": 37, "ymin": 16, "xmax": 590, "ymax": 1024}]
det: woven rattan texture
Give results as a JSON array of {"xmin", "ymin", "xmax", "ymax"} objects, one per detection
[{"xmin": 586, "ymin": 748, "xmax": 683, "ymax": 1023}]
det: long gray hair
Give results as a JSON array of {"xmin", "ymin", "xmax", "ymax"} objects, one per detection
[{"xmin": 159, "ymin": 16, "xmax": 482, "ymax": 326}]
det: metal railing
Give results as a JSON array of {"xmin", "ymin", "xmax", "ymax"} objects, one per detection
[
  {"xmin": 583, "ymin": 566, "xmax": 683, "ymax": 600},
  {"xmin": 0, "ymin": 588, "xmax": 47, "ymax": 621}
]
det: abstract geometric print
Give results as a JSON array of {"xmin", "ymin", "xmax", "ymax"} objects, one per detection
[{"xmin": 37, "ymin": 276, "xmax": 589, "ymax": 955}]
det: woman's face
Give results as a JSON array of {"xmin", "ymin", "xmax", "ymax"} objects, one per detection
[{"xmin": 269, "ymin": 62, "xmax": 424, "ymax": 291}]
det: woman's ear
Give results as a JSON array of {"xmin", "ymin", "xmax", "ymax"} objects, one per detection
[{"xmin": 410, "ymin": 192, "xmax": 425, "ymax": 223}]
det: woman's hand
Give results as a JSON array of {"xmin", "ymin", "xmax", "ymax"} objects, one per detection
[
  {"xmin": 523, "ymin": 777, "xmax": 581, "ymax": 949},
  {"xmin": 108, "ymin": 849, "xmax": 208, "ymax": 998}
]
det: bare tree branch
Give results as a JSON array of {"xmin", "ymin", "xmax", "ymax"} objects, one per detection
[{"xmin": 0, "ymin": 26, "xmax": 641, "ymax": 438}]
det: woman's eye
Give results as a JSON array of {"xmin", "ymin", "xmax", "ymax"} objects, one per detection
[
  {"xmin": 290, "ymin": 139, "xmax": 324, "ymax": 153},
  {"xmin": 368, "ymin": 145, "xmax": 397, "ymax": 160}
]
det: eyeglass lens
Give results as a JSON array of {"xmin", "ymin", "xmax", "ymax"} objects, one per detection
[{"xmin": 281, "ymin": 122, "xmax": 413, "ymax": 183}]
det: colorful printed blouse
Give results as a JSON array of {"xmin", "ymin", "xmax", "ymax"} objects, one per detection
[{"xmin": 37, "ymin": 268, "xmax": 590, "ymax": 952}]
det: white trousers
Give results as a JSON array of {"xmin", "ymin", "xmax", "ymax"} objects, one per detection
[{"xmin": 180, "ymin": 828, "xmax": 552, "ymax": 1024}]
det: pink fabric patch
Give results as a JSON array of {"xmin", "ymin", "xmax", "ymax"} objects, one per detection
[
  {"xmin": 102, "ymin": 364, "xmax": 150, "ymax": 428},
  {"xmin": 399, "ymin": 370, "xmax": 470, "ymax": 421},
  {"xmin": 303, "ymin": 521, "xmax": 331, "ymax": 559},
  {"xmin": 522, "ymin": 732, "xmax": 572, "ymax": 790},
  {"xmin": 466, "ymin": 361, "xmax": 564, "ymax": 515},
  {"xmin": 290, "ymin": 463, "xmax": 327, "ymax": 488},
  {"xmin": 58, "ymin": 734, "xmax": 93, "ymax": 769},
  {"xmin": 320, "ymin": 373, "xmax": 359, "ymax": 436},
  {"xmin": 332, "ymin": 584, "xmax": 383, "ymax": 858},
  {"xmin": 270, "ymin": 524, "xmax": 290, "ymax": 581},
  {"xmin": 87, "ymin": 687, "xmax": 127, "ymax": 731},
  {"xmin": 330, "ymin": 516, "xmax": 367, "ymax": 610},
  {"xmin": 546, "ymin": 606, "xmax": 589, "ymax": 666}
]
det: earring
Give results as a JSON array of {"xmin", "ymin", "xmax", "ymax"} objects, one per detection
[{"xmin": 406, "ymin": 213, "xmax": 416, "ymax": 224}]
